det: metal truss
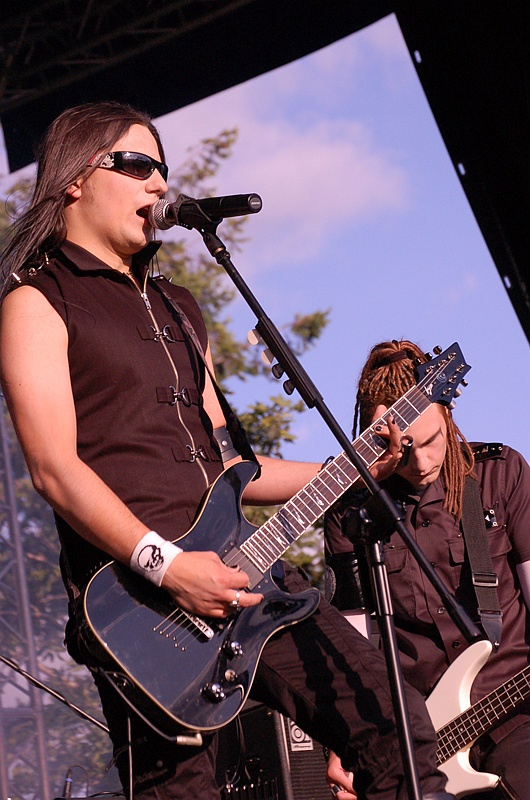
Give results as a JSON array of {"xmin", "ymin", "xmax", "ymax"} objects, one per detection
[
  {"xmin": 0, "ymin": 407, "xmax": 50, "ymax": 800},
  {"xmin": 0, "ymin": 0, "xmax": 257, "ymax": 115}
]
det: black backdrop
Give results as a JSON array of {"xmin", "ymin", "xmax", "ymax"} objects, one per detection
[{"xmin": 1, "ymin": 0, "xmax": 529, "ymax": 340}]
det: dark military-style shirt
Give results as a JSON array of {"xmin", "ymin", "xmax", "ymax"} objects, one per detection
[{"xmin": 325, "ymin": 443, "xmax": 530, "ymax": 741}]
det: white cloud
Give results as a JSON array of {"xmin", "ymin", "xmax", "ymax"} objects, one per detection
[
  {"xmin": 156, "ymin": 31, "xmax": 410, "ymax": 269},
  {"xmin": 226, "ymin": 116, "xmax": 408, "ymax": 264}
]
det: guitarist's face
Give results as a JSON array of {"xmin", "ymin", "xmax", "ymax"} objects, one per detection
[{"xmin": 373, "ymin": 403, "xmax": 448, "ymax": 491}]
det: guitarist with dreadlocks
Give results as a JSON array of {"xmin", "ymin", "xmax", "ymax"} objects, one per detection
[{"xmin": 324, "ymin": 339, "xmax": 530, "ymax": 800}]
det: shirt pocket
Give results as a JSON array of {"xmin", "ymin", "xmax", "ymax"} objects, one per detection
[
  {"xmin": 384, "ymin": 544, "xmax": 417, "ymax": 618},
  {"xmin": 448, "ymin": 536, "xmax": 466, "ymax": 566},
  {"xmin": 449, "ymin": 528, "xmax": 512, "ymax": 565},
  {"xmin": 486, "ymin": 526, "xmax": 512, "ymax": 559},
  {"xmin": 450, "ymin": 527, "xmax": 515, "ymax": 605}
]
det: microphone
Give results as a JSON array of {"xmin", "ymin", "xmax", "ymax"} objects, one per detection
[{"xmin": 149, "ymin": 193, "xmax": 262, "ymax": 230}]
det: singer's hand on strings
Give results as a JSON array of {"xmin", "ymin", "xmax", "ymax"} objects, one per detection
[{"xmin": 161, "ymin": 550, "xmax": 263, "ymax": 617}]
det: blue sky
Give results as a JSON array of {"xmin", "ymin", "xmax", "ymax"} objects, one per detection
[{"xmin": 2, "ymin": 14, "xmax": 528, "ymax": 463}]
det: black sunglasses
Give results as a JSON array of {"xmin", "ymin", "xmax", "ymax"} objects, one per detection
[{"xmin": 97, "ymin": 151, "xmax": 169, "ymax": 181}]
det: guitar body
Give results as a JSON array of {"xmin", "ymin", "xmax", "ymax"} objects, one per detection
[
  {"xmin": 426, "ymin": 639, "xmax": 497, "ymax": 797},
  {"xmin": 82, "ymin": 345, "xmax": 471, "ymax": 738},
  {"xmin": 84, "ymin": 462, "xmax": 320, "ymax": 736}
]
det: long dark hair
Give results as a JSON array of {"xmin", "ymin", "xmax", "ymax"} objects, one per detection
[
  {"xmin": 354, "ymin": 339, "xmax": 474, "ymax": 518},
  {"xmin": 0, "ymin": 101, "xmax": 165, "ymax": 296}
]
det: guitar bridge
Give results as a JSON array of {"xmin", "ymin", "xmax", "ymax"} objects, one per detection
[{"xmin": 182, "ymin": 610, "xmax": 215, "ymax": 640}]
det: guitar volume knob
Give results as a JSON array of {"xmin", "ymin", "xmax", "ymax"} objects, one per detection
[
  {"xmin": 202, "ymin": 683, "xmax": 226, "ymax": 702},
  {"xmin": 224, "ymin": 640, "xmax": 244, "ymax": 658}
]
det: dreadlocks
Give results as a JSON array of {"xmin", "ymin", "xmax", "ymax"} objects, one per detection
[{"xmin": 354, "ymin": 339, "xmax": 474, "ymax": 518}]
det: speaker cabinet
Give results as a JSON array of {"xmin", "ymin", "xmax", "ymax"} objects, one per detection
[{"xmin": 216, "ymin": 702, "xmax": 330, "ymax": 800}]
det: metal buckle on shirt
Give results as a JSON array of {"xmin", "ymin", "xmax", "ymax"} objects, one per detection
[
  {"xmin": 169, "ymin": 386, "xmax": 191, "ymax": 406},
  {"xmin": 186, "ymin": 445, "xmax": 207, "ymax": 463},
  {"xmin": 152, "ymin": 324, "xmax": 177, "ymax": 343}
]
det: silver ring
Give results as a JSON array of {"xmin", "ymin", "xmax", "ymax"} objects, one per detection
[
  {"xmin": 229, "ymin": 590, "xmax": 241, "ymax": 610},
  {"xmin": 330, "ymin": 785, "xmax": 341, "ymax": 796}
]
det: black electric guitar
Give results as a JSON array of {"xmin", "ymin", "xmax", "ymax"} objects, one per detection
[{"xmin": 83, "ymin": 343, "xmax": 470, "ymax": 737}]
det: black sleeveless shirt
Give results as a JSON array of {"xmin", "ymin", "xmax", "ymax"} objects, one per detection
[{"xmin": 20, "ymin": 240, "xmax": 224, "ymax": 595}]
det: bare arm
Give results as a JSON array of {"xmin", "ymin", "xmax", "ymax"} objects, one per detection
[
  {"xmin": 200, "ymin": 323, "xmax": 407, "ymax": 504},
  {"xmin": 240, "ymin": 426, "xmax": 404, "ymax": 507},
  {"xmin": 0, "ymin": 287, "xmax": 260, "ymax": 616},
  {"xmin": 0, "ymin": 286, "xmax": 146, "ymax": 557}
]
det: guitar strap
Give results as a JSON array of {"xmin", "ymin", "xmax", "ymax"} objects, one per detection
[
  {"xmin": 151, "ymin": 276, "xmax": 261, "ymax": 478},
  {"xmin": 462, "ymin": 475, "xmax": 502, "ymax": 649}
]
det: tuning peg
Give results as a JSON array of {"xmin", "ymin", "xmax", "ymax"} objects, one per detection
[
  {"xmin": 425, "ymin": 352, "xmax": 432, "ymax": 361},
  {"xmin": 461, "ymin": 379, "xmax": 468, "ymax": 387},
  {"xmin": 454, "ymin": 388, "xmax": 462, "ymax": 398},
  {"xmin": 449, "ymin": 401, "xmax": 457, "ymax": 409},
  {"xmin": 261, "ymin": 348, "xmax": 275, "ymax": 365},
  {"xmin": 272, "ymin": 363, "xmax": 284, "ymax": 379},
  {"xmin": 247, "ymin": 329, "xmax": 262, "ymax": 346},
  {"xmin": 283, "ymin": 380, "xmax": 294, "ymax": 395},
  {"xmin": 433, "ymin": 345, "xmax": 442, "ymax": 355}
]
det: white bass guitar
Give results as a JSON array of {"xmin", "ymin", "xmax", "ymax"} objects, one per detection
[{"xmin": 427, "ymin": 639, "xmax": 528, "ymax": 797}]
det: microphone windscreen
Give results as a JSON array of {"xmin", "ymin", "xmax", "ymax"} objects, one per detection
[{"xmin": 148, "ymin": 200, "xmax": 173, "ymax": 230}]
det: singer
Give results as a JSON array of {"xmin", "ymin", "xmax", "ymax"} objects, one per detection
[{"xmin": 0, "ymin": 102, "xmax": 452, "ymax": 800}]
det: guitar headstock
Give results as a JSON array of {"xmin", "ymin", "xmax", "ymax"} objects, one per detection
[{"xmin": 415, "ymin": 343, "xmax": 471, "ymax": 408}]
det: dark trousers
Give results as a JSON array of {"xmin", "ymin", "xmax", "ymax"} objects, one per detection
[
  {"xmin": 91, "ymin": 566, "xmax": 447, "ymax": 800},
  {"xmin": 468, "ymin": 720, "xmax": 530, "ymax": 800}
]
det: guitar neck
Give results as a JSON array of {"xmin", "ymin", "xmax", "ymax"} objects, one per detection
[
  {"xmin": 437, "ymin": 663, "xmax": 530, "ymax": 764},
  {"xmin": 241, "ymin": 382, "xmax": 432, "ymax": 573}
]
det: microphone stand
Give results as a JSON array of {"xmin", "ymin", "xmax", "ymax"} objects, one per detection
[{"xmin": 189, "ymin": 215, "xmax": 483, "ymax": 800}]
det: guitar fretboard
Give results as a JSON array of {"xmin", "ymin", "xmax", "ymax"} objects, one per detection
[
  {"xmin": 437, "ymin": 664, "xmax": 530, "ymax": 764},
  {"xmin": 240, "ymin": 384, "xmax": 433, "ymax": 573}
]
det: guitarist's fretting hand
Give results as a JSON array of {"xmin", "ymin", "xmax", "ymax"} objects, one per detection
[
  {"xmin": 161, "ymin": 550, "xmax": 263, "ymax": 618},
  {"xmin": 367, "ymin": 414, "xmax": 408, "ymax": 484}
]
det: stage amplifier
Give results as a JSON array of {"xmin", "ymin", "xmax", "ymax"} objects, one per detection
[{"xmin": 216, "ymin": 702, "xmax": 330, "ymax": 800}]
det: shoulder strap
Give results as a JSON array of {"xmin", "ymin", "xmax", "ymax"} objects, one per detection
[
  {"xmin": 462, "ymin": 475, "xmax": 502, "ymax": 649},
  {"xmin": 151, "ymin": 276, "xmax": 261, "ymax": 477}
]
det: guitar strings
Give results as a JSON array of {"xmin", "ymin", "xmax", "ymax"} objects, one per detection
[{"xmin": 151, "ymin": 355, "xmax": 459, "ymax": 646}]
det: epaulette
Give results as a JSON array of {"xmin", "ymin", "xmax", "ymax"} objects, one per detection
[{"xmin": 471, "ymin": 442, "xmax": 504, "ymax": 462}]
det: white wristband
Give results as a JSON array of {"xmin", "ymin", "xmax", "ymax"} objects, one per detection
[{"xmin": 129, "ymin": 531, "xmax": 182, "ymax": 587}]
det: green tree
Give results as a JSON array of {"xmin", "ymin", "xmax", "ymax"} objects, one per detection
[{"xmin": 0, "ymin": 130, "xmax": 329, "ymax": 799}]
